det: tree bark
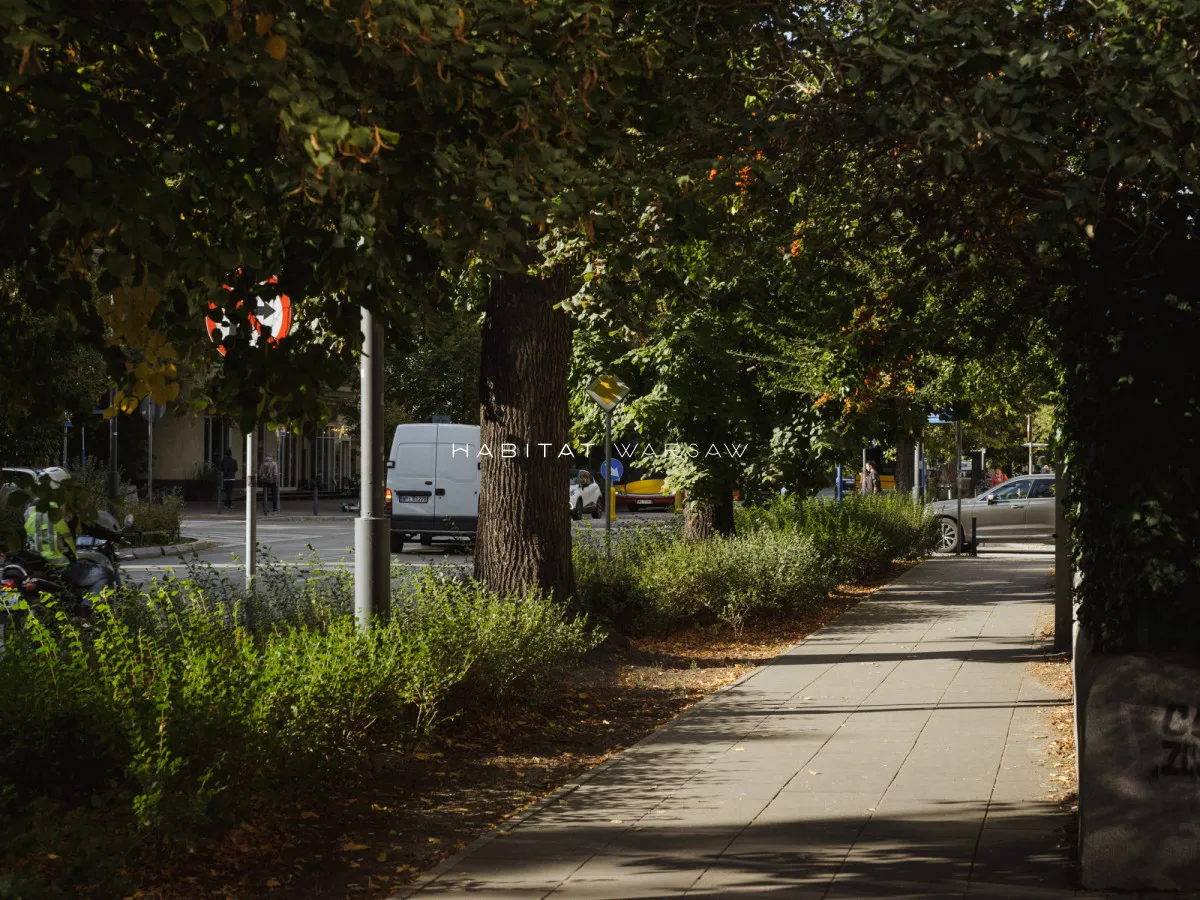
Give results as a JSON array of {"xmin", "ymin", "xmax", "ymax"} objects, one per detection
[
  {"xmin": 683, "ymin": 484, "xmax": 736, "ymax": 541},
  {"xmin": 474, "ymin": 265, "xmax": 576, "ymax": 605},
  {"xmin": 895, "ymin": 439, "xmax": 914, "ymax": 497}
]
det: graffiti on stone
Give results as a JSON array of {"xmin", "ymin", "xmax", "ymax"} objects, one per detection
[{"xmin": 1117, "ymin": 702, "xmax": 1200, "ymax": 797}]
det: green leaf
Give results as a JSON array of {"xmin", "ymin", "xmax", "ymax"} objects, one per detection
[{"xmin": 65, "ymin": 155, "xmax": 93, "ymax": 179}]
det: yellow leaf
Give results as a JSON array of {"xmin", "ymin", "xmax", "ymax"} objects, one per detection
[
  {"xmin": 341, "ymin": 842, "xmax": 369, "ymax": 852},
  {"xmin": 228, "ymin": 22, "xmax": 244, "ymax": 43},
  {"xmin": 376, "ymin": 852, "xmax": 388, "ymax": 863},
  {"xmin": 265, "ymin": 879, "xmax": 281, "ymax": 888},
  {"xmin": 266, "ymin": 35, "xmax": 287, "ymax": 60},
  {"xmin": 255, "ymin": 14, "xmax": 275, "ymax": 36}
]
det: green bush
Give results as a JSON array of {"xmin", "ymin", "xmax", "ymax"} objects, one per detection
[
  {"xmin": 736, "ymin": 493, "xmax": 937, "ymax": 582},
  {"xmin": 123, "ymin": 491, "xmax": 185, "ymax": 544},
  {"xmin": 0, "ymin": 558, "xmax": 599, "ymax": 890},
  {"xmin": 635, "ymin": 529, "xmax": 836, "ymax": 632},
  {"xmin": 572, "ymin": 519, "xmax": 682, "ymax": 631},
  {"xmin": 400, "ymin": 571, "xmax": 600, "ymax": 708},
  {"xmin": 574, "ymin": 493, "xmax": 936, "ymax": 636}
]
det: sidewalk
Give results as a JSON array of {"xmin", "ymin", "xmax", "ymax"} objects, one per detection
[{"xmin": 400, "ymin": 552, "xmax": 1078, "ymax": 900}]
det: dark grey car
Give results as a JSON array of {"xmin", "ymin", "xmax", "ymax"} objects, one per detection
[{"xmin": 927, "ymin": 474, "xmax": 1056, "ymax": 551}]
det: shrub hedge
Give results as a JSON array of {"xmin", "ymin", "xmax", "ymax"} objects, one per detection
[
  {"xmin": 575, "ymin": 493, "xmax": 936, "ymax": 634},
  {"xmin": 0, "ymin": 559, "xmax": 598, "ymax": 896}
]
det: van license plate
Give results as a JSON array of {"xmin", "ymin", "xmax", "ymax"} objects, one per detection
[
  {"xmin": 397, "ymin": 496, "xmax": 429, "ymax": 503},
  {"xmin": 636, "ymin": 498, "xmax": 653, "ymax": 505}
]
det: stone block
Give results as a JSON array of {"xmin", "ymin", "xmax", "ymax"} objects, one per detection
[{"xmin": 1079, "ymin": 651, "xmax": 1200, "ymax": 890}]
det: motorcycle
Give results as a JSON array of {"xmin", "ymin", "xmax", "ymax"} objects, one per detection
[{"xmin": 0, "ymin": 511, "xmax": 130, "ymax": 653}]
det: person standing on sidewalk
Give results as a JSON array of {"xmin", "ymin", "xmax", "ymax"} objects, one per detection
[
  {"xmin": 220, "ymin": 449, "xmax": 238, "ymax": 509},
  {"xmin": 259, "ymin": 454, "xmax": 279, "ymax": 515},
  {"xmin": 861, "ymin": 461, "xmax": 880, "ymax": 496}
]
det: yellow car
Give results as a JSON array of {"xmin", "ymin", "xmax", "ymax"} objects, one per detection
[{"xmin": 614, "ymin": 476, "xmax": 678, "ymax": 512}]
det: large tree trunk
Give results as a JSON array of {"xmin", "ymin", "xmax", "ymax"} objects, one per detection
[
  {"xmin": 683, "ymin": 483, "xmax": 736, "ymax": 541},
  {"xmin": 895, "ymin": 439, "xmax": 914, "ymax": 497},
  {"xmin": 474, "ymin": 265, "xmax": 576, "ymax": 605}
]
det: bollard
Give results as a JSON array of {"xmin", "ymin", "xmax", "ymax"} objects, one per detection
[{"xmin": 970, "ymin": 517, "xmax": 978, "ymax": 556}]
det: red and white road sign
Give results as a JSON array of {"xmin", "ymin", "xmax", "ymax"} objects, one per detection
[{"xmin": 206, "ymin": 274, "xmax": 293, "ymax": 356}]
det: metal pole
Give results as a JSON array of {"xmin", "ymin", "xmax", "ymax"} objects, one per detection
[
  {"xmin": 245, "ymin": 429, "xmax": 257, "ymax": 590},
  {"xmin": 107, "ymin": 389, "xmax": 119, "ymax": 508},
  {"xmin": 1027, "ymin": 414, "xmax": 1033, "ymax": 475},
  {"xmin": 604, "ymin": 407, "xmax": 613, "ymax": 556},
  {"xmin": 912, "ymin": 440, "xmax": 920, "ymax": 503},
  {"xmin": 81, "ymin": 420, "xmax": 86, "ymax": 466},
  {"xmin": 355, "ymin": 306, "xmax": 390, "ymax": 629},
  {"xmin": 62, "ymin": 422, "xmax": 68, "ymax": 468},
  {"xmin": 835, "ymin": 463, "xmax": 843, "ymax": 503},
  {"xmin": 217, "ymin": 420, "xmax": 224, "ymax": 515},
  {"xmin": 955, "ymin": 421, "xmax": 963, "ymax": 555},
  {"xmin": 148, "ymin": 419, "xmax": 154, "ymax": 501}
]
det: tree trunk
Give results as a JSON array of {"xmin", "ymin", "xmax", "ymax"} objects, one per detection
[
  {"xmin": 895, "ymin": 439, "xmax": 914, "ymax": 497},
  {"xmin": 474, "ymin": 265, "xmax": 576, "ymax": 605},
  {"xmin": 683, "ymin": 484, "xmax": 736, "ymax": 541}
]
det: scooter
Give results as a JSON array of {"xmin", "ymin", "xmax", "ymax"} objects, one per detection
[{"xmin": 0, "ymin": 511, "xmax": 130, "ymax": 653}]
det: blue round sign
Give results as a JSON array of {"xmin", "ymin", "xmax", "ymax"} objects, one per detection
[{"xmin": 599, "ymin": 459, "xmax": 624, "ymax": 482}]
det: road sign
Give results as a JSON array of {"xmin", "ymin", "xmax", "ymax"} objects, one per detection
[
  {"xmin": 139, "ymin": 398, "xmax": 166, "ymax": 424},
  {"xmin": 600, "ymin": 459, "xmax": 624, "ymax": 482},
  {"xmin": 587, "ymin": 375, "xmax": 630, "ymax": 412},
  {"xmin": 206, "ymin": 273, "xmax": 293, "ymax": 356}
]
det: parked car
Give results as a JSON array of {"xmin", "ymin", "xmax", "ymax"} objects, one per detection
[
  {"xmin": 385, "ymin": 423, "xmax": 480, "ymax": 553},
  {"xmin": 614, "ymin": 475, "xmax": 677, "ymax": 512},
  {"xmin": 570, "ymin": 469, "xmax": 603, "ymax": 520},
  {"xmin": 927, "ymin": 474, "xmax": 1056, "ymax": 552}
]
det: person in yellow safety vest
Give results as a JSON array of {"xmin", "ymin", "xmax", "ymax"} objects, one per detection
[{"xmin": 23, "ymin": 504, "xmax": 114, "ymax": 607}]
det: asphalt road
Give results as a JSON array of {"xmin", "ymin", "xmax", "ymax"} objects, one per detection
[{"xmin": 120, "ymin": 511, "xmax": 677, "ymax": 587}]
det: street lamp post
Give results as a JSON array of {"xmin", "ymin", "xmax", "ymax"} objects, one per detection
[{"xmin": 355, "ymin": 306, "xmax": 390, "ymax": 629}]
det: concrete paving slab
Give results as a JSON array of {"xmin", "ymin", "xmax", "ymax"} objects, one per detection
[{"xmin": 397, "ymin": 552, "xmax": 1076, "ymax": 900}]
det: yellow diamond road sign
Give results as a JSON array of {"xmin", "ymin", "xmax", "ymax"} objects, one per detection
[{"xmin": 587, "ymin": 375, "xmax": 630, "ymax": 412}]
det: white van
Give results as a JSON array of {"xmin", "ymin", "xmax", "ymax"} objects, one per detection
[{"xmin": 386, "ymin": 423, "xmax": 480, "ymax": 553}]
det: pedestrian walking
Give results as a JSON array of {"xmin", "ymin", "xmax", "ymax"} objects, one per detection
[
  {"xmin": 861, "ymin": 461, "xmax": 880, "ymax": 496},
  {"xmin": 259, "ymin": 454, "xmax": 279, "ymax": 515},
  {"xmin": 220, "ymin": 448, "xmax": 238, "ymax": 509},
  {"xmin": 990, "ymin": 466, "xmax": 1008, "ymax": 487}
]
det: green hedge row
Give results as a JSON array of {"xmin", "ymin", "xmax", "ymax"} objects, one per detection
[{"xmin": 575, "ymin": 494, "xmax": 937, "ymax": 634}]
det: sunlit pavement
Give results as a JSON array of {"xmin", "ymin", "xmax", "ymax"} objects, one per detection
[{"xmin": 396, "ymin": 550, "xmax": 1078, "ymax": 900}]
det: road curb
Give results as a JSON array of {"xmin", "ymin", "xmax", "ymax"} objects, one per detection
[{"xmin": 122, "ymin": 540, "xmax": 217, "ymax": 560}]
